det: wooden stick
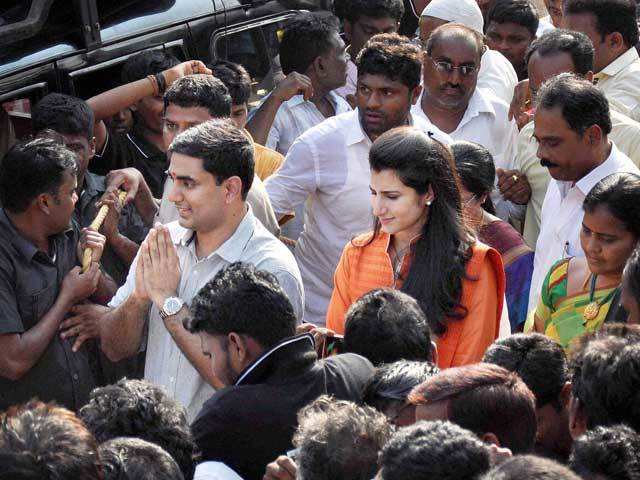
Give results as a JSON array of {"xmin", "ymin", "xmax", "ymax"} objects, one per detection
[{"xmin": 81, "ymin": 190, "xmax": 127, "ymax": 272}]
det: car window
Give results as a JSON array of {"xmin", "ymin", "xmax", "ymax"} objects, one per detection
[{"xmin": 212, "ymin": 14, "xmax": 299, "ymax": 106}]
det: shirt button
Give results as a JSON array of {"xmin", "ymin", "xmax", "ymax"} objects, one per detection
[{"xmin": 73, "ymin": 373, "xmax": 79, "ymax": 381}]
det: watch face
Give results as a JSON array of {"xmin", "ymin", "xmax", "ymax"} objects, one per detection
[{"xmin": 165, "ymin": 297, "xmax": 183, "ymax": 315}]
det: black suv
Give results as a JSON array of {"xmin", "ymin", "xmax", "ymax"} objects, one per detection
[{"xmin": 0, "ymin": 0, "xmax": 327, "ymax": 142}]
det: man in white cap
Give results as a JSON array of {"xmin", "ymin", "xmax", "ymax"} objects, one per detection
[
  {"xmin": 420, "ymin": 0, "xmax": 518, "ymax": 104},
  {"xmin": 413, "ymin": 23, "xmax": 519, "ymax": 221}
]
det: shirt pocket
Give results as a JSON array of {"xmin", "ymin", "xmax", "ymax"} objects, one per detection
[{"xmin": 16, "ymin": 284, "xmax": 57, "ymax": 329}]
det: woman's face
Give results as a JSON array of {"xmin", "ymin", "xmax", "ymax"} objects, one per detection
[
  {"xmin": 370, "ymin": 169, "xmax": 430, "ymax": 237},
  {"xmin": 580, "ymin": 205, "xmax": 638, "ymax": 277},
  {"xmin": 620, "ymin": 273, "xmax": 640, "ymax": 324}
]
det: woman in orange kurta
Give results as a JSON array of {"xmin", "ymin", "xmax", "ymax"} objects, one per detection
[{"xmin": 326, "ymin": 127, "xmax": 505, "ymax": 369}]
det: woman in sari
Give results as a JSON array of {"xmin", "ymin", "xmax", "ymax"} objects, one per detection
[
  {"xmin": 326, "ymin": 127, "xmax": 505, "ymax": 369},
  {"xmin": 530, "ymin": 172, "xmax": 640, "ymax": 349},
  {"xmin": 452, "ymin": 141, "xmax": 534, "ymax": 332}
]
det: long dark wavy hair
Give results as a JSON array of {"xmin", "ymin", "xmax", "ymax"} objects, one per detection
[{"xmin": 365, "ymin": 126, "xmax": 475, "ymax": 335}]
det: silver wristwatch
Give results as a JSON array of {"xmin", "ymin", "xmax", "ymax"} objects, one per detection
[{"xmin": 160, "ymin": 296, "xmax": 185, "ymax": 319}]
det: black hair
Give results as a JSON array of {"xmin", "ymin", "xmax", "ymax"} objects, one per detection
[
  {"xmin": 120, "ymin": 49, "xmax": 180, "ymax": 83},
  {"xmin": 366, "ymin": 126, "xmax": 473, "ymax": 335},
  {"xmin": 0, "ymin": 137, "xmax": 77, "ymax": 214},
  {"xmin": 344, "ymin": 288, "xmax": 434, "ymax": 365},
  {"xmin": 486, "ymin": 0, "xmax": 540, "ymax": 37},
  {"xmin": 452, "ymin": 141, "xmax": 497, "ymax": 215},
  {"xmin": 568, "ymin": 327, "xmax": 640, "ymax": 432},
  {"xmin": 32, "ymin": 93, "xmax": 94, "ymax": 139},
  {"xmin": 168, "ymin": 119, "xmax": 254, "ymax": 200},
  {"xmin": 483, "ymin": 333, "xmax": 568, "ymax": 409},
  {"xmin": 537, "ymin": 73, "xmax": 612, "ymax": 136},
  {"xmin": 343, "ymin": 0, "xmax": 404, "ymax": 23},
  {"xmin": 209, "ymin": 60, "xmax": 252, "ymax": 106},
  {"xmin": 356, "ymin": 33, "xmax": 422, "ymax": 90},
  {"xmin": 0, "ymin": 401, "xmax": 101, "ymax": 480},
  {"xmin": 188, "ymin": 262, "xmax": 296, "ymax": 349},
  {"xmin": 378, "ymin": 420, "xmax": 492, "ymax": 480},
  {"xmin": 425, "ymin": 23, "xmax": 485, "ymax": 61},
  {"xmin": 163, "ymin": 74, "xmax": 232, "ymax": 118},
  {"xmin": 623, "ymin": 245, "xmax": 640, "ymax": 308},
  {"xmin": 280, "ymin": 12, "xmax": 341, "ymax": 75},
  {"xmin": 363, "ymin": 360, "xmax": 440, "ymax": 414},
  {"xmin": 570, "ymin": 424, "xmax": 640, "ymax": 480},
  {"xmin": 482, "ymin": 455, "xmax": 582, "ymax": 480},
  {"xmin": 583, "ymin": 172, "xmax": 640, "ymax": 238},
  {"xmin": 525, "ymin": 29, "xmax": 595, "ymax": 76},
  {"xmin": 99, "ymin": 437, "xmax": 185, "ymax": 480},
  {"xmin": 564, "ymin": 0, "xmax": 639, "ymax": 47},
  {"xmin": 78, "ymin": 378, "xmax": 196, "ymax": 480}
]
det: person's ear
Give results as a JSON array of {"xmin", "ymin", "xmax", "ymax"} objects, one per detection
[
  {"xmin": 607, "ymin": 31, "xmax": 625, "ymax": 52},
  {"xmin": 227, "ymin": 332, "xmax": 249, "ymax": 370},
  {"xmin": 223, "ymin": 176, "xmax": 243, "ymax": 204},
  {"xmin": 37, "ymin": 193, "xmax": 53, "ymax": 215},
  {"xmin": 482, "ymin": 432, "xmax": 502, "ymax": 447},
  {"xmin": 424, "ymin": 184, "xmax": 435, "ymax": 206},
  {"xmin": 568, "ymin": 393, "xmax": 588, "ymax": 439},
  {"xmin": 410, "ymin": 84, "xmax": 423, "ymax": 105},
  {"xmin": 585, "ymin": 124, "xmax": 603, "ymax": 145}
]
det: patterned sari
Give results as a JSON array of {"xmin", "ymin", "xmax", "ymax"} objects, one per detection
[
  {"xmin": 479, "ymin": 220, "xmax": 534, "ymax": 332},
  {"xmin": 533, "ymin": 258, "xmax": 618, "ymax": 349}
]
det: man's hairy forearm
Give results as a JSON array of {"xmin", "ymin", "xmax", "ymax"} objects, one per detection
[{"xmin": 99, "ymin": 294, "xmax": 150, "ymax": 362}]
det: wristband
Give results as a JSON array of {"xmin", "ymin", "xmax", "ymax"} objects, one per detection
[
  {"xmin": 155, "ymin": 72, "xmax": 167, "ymax": 94},
  {"xmin": 146, "ymin": 75, "xmax": 160, "ymax": 96}
]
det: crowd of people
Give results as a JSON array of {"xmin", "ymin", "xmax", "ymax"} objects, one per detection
[{"xmin": 1, "ymin": 0, "xmax": 640, "ymax": 478}]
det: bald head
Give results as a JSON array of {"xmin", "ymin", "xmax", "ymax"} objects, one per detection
[{"xmin": 425, "ymin": 23, "xmax": 484, "ymax": 61}]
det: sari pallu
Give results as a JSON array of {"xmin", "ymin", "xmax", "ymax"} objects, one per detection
[
  {"xmin": 533, "ymin": 259, "xmax": 618, "ymax": 350},
  {"xmin": 479, "ymin": 220, "xmax": 534, "ymax": 332}
]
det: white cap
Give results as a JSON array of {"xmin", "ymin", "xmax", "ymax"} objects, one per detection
[{"xmin": 421, "ymin": 0, "xmax": 485, "ymax": 35}]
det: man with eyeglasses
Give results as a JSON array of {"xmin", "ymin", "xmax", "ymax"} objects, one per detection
[{"xmin": 412, "ymin": 23, "xmax": 520, "ymax": 221}]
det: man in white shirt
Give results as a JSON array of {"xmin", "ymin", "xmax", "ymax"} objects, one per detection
[
  {"xmin": 97, "ymin": 120, "xmax": 303, "ymax": 420},
  {"xmin": 420, "ymin": 0, "xmax": 519, "ymax": 105},
  {"xmin": 412, "ymin": 23, "xmax": 519, "ymax": 220},
  {"xmin": 246, "ymin": 12, "xmax": 351, "ymax": 155},
  {"xmin": 506, "ymin": 29, "xmax": 640, "ymax": 248},
  {"xmin": 336, "ymin": 0, "xmax": 405, "ymax": 104},
  {"xmin": 265, "ymin": 34, "xmax": 451, "ymax": 325},
  {"xmin": 564, "ymin": 0, "xmax": 640, "ymax": 121},
  {"xmin": 528, "ymin": 74, "xmax": 639, "ymax": 311}
]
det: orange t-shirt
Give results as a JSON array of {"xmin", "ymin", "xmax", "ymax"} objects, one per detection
[{"xmin": 326, "ymin": 232, "xmax": 506, "ymax": 369}]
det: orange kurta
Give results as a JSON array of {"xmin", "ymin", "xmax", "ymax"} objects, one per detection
[{"xmin": 326, "ymin": 231, "xmax": 506, "ymax": 369}]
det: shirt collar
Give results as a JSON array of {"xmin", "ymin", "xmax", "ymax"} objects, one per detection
[
  {"xmin": 347, "ymin": 109, "xmax": 417, "ymax": 147},
  {"xmin": 574, "ymin": 142, "xmax": 620, "ymax": 195},
  {"xmin": 176, "ymin": 206, "xmax": 256, "ymax": 263},
  {"xmin": 288, "ymin": 91, "xmax": 342, "ymax": 110},
  {"xmin": 234, "ymin": 334, "xmax": 315, "ymax": 386},
  {"xmin": 597, "ymin": 48, "xmax": 640, "ymax": 78},
  {"xmin": 460, "ymin": 87, "xmax": 497, "ymax": 123}
]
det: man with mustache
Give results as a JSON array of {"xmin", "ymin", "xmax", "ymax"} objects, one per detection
[
  {"xmin": 265, "ymin": 33, "xmax": 450, "ymax": 325},
  {"xmin": 528, "ymin": 73, "xmax": 639, "ymax": 312},
  {"xmin": 412, "ymin": 23, "xmax": 519, "ymax": 221}
]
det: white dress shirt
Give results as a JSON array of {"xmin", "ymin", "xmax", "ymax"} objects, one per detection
[
  {"xmin": 528, "ymin": 142, "xmax": 639, "ymax": 311},
  {"xmin": 595, "ymin": 47, "xmax": 640, "ymax": 122},
  {"xmin": 108, "ymin": 208, "xmax": 304, "ymax": 420},
  {"xmin": 478, "ymin": 49, "xmax": 519, "ymax": 105},
  {"xmin": 412, "ymin": 87, "xmax": 520, "ymax": 220},
  {"xmin": 265, "ymin": 109, "xmax": 452, "ymax": 325},
  {"xmin": 334, "ymin": 59, "xmax": 358, "ymax": 100},
  {"xmin": 266, "ymin": 91, "xmax": 352, "ymax": 155}
]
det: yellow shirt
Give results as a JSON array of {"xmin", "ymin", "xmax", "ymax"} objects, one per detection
[
  {"xmin": 515, "ymin": 109, "xmax": 640, "ymax": 248},
  {"xmin": 595, "ymin": 48, "xmax": 640, "ymax": 122}
]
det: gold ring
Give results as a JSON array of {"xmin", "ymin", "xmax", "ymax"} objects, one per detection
[{"xmin": 512, "ymin": 175, "xmax": 518, "ymax": 183}]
